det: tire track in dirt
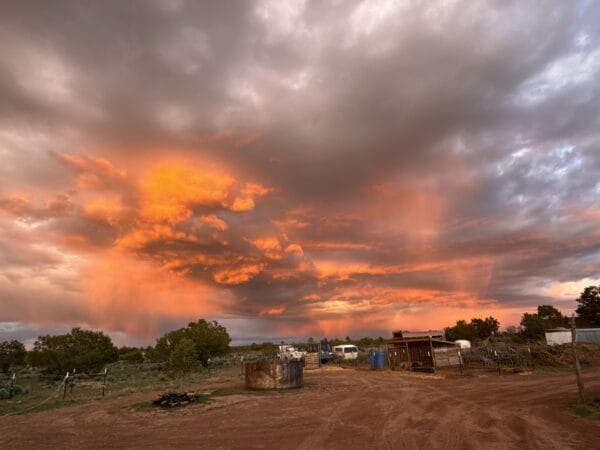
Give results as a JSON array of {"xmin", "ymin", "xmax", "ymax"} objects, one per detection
[
  {"xmin": 1, "ymin": 368, "xmax": 599, "ymax": 449},
  {"xmin": 296, "ymin": 396, "xmax": 355, "ymax": 450}
]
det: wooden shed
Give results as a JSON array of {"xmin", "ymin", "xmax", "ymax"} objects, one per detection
[{"xmin": 387, "ymin": 334, "xmax": 458, "ymax": 372}]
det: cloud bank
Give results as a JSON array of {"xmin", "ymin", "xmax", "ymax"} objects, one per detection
[{"xmin": 1, "ymin": 0, "xmax": 599, "ymax": 344}]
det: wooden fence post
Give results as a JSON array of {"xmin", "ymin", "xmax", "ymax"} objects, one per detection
[
  {"xmin": 9, "ymin": 373, "xmax": 15, "ymax": 399},
  {"xmin": 63, "ymin": 371, "xmax": 70, "ymax": 400},
  {"xmin": 571, "ymin": 315, "xmax": 586, "ymax": 403},
  {"xmin": 70, "ymin": 368, "xmax": 76, "ymax": 394},
  {"xmin": 102, "ymin": 367, "xmax": 108, "ymax": 397},
  {"xmin": 494, "ymin": 350, "xmax": 501, "ymax": 376}
]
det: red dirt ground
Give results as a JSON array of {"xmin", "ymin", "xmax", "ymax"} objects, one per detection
[{"xmin": 1, "ymin": 367, "xmax": 599, "ymax": 449}]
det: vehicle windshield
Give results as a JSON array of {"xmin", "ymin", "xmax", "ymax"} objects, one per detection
[{"xmin": 344, "ymin": 347, "xmax": 357, "ymax": 353}]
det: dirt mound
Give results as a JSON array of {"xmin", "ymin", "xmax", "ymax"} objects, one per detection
[{"xmin": 531, "ymin": 342, "xmax": 600, "ymax": 367}]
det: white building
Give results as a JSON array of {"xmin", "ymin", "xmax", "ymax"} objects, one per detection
[
  {"xmin": 545, "ymin": 328, "xmax": 600, "ymax": 345},
  {"xmin": 544, "ymin": 328, "xmax": 572, "ymax": 345}
]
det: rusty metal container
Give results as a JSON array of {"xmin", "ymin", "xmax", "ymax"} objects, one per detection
[{"xmin": 245, "ymin": 360, "xmax": 303, "ymax": 390}]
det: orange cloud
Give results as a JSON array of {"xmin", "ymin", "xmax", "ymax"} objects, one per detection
[
  {"xmin": 212, "ymin": 262, "xmax": 265, "ymax": 284},
  {"xmin": 250, "ymin": 236, "xmax": 283, "ymax": 260},
  {"xmin": 0, "ymin": 194, "xmax": 73, "ymax": 220},
  {"xmin": 140, "ymin": 164, "xmax": 235, "ymax": 224},
  {"xmin": 117, "ymin": 224, "xmax": 199, "ymax": 250},
  {"xmin": 82, "ymin": 198, "xmax": 125, "ymax": 226},
  {"xmin": 81, "ymin": 250, "xmax": 233, "ymax": 336},
  {"xmin": 56, "ymin": 152, "xmax": 128, "ymax": 189},
  {"xmin": 242, "ymin": 182, "xmax": 272, "ymax": 197},
  {"xmin": 199, "ymin": 214, "xmax": 228, "ymax": 231},
  {"xmin": 259, "ymin": 306, "xmax": 285, "ymax": 317},
  {"xmin": 229, "ymin": 196, "xmax": 255, "ymax": 212},
  {"xmin": 284, "ymin": 243, "xmax": 304, "ymax": 256}
]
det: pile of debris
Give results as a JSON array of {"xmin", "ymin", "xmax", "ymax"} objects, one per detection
[
  {"xmin": 539, "ymin": 342, "xmax": 600, "ymax": 366},
  {"xmin": 152, "ymin": 392, "xmax": 198, "ymax": 408}
]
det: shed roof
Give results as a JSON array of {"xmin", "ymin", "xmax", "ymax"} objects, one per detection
[{"xmin": 387, "ymin": 337, "xmax": 457, "ymax": 347}]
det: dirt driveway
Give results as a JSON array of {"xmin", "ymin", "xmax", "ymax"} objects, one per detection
[{"xmin": 1, "ymin": 367, "xmax": 599, "ymax": 449}]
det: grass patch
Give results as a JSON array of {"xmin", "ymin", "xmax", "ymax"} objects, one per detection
[
  {"xmin": 0, "ymin": 363, "xmax": 239, "ymax": 416},
  {"xmin": 132, "ymin": 401, "xmax": 156, "ymax": 412},
  {"xmin": 570, "ymin": 399, "xmax": 600, "ymax": 420}
]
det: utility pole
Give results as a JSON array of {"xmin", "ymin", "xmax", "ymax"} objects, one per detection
[{"xmin": 571, "ymin": 315, "xmax": 585, "ymax": 403}]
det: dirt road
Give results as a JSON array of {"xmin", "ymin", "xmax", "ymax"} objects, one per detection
[{"xmin": 1, "ymin": 367, "xmax": 599, "ymax": 449}]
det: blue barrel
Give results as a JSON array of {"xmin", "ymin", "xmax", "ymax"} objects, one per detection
[
  {"xmin": 370, "ymin": 351, "xmax": 377, "ymax": 370},
  {"xmin": 376, "ymin": 351, "xmax": 386, "ymax": 369}
]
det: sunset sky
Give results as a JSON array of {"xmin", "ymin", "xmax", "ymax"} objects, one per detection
[{"xmin": 1, "ymin": 1, "xmax": 599, "ymax": 346}]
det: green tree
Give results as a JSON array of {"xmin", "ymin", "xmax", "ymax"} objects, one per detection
[
  {"xmin": 575, "ymin": 285, "xmax": 600, "ymax": 326},
  {"xmin": 329, "ymin": 338, "xmax": 344, "ymax": 346},
  {"xmin": 169, "ymin": 338, "xmax": 198, "ymax": 372},
  {"xmin": 118, "ymin": 346, "xmax": 144, "ymax": 364},
  {"xmin": 27, "ymin": 327, "xmax": 118, "ymax": 374},
  {"xmin": 445, "ymin": 317, "xmax": 499, "ymax": 342},
  {"xmin": 520, "ymin": 305, "xmax": 569, "ymax": 339},
  {"xmin": 445, "ymin": 320, "xmax": 477, "ymax": 341},
  {"xmin": 520, "ymin": 313, "xmax": 545, "ymax": 340},
  {"xmin": 154, "ymin": 319, "xmax": 230, "ymax": 366},
  {"xmin": 470, "ymin": 317, "xmax": 500, "ymax": 339},
  {"xmin": 0, "ymin": 340, "xmax": 27, "ymax": 373}
]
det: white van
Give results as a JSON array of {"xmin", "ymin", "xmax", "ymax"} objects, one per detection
[{"xmin": 332, "ymin": 344, "xmax": 359, "ymax": 360}]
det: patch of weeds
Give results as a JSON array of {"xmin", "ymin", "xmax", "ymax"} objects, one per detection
[
  {"xmin": 194, "ymin": 393, "xmax": 211, "ymax": 403},
  {"xmin": 570, "ymin": 399, "xmax": 600, "ymax": 420},
  {"xmin": 132, "ymin": 401, "xmax": 155, "ymax": 412}
]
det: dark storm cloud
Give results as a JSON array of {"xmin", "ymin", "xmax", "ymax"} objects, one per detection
[{"xmin": 1, "ymin": 0, "xmax": 600, "ymax": 343}]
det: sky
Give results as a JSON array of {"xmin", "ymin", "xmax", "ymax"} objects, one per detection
[{"xmin": 1, "ymin": 0, "xmax": 599, "ymax": 346}]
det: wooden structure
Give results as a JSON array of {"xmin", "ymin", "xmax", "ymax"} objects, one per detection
[
  {"xmin": 245, "ymin": 360, "xmax": 303, "ymax": 390},
  {"xmin": 304, "ymin": 342, "xmax": 322, "ymax": 370},
  {"xmin": 387, "ymin": 333, "xmax": 458, "ymax": 372}
]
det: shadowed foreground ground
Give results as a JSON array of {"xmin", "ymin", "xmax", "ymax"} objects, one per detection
[{"xmin": 1, "ymin": 367, "xmax": 599, "ymax": 449}]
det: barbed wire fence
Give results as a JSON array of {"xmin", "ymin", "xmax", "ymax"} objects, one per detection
[{"xmin": 1, "ymin": 367, "xmax": 110, "ymax": 417}]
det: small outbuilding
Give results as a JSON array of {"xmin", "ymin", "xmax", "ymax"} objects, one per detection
[
  {"xmin": 387, "ymin": 331, "xmax": 459, "ymax": 372},
  {"xmin": 545, "ymin": 327, "xmax": 600, "ymax": 345}
]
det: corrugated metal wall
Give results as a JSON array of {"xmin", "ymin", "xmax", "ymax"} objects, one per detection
[{"xmin": 577, "ymin": 328, "xmax": 600, "ymax": 343}]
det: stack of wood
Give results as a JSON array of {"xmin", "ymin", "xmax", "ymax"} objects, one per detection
[
  {"xmin": 304, "ymin": 352, "xmax": 320, "ymax": 370},
  {"xmin": 153, "ymin": 392, "xmax": 197, "ymax": 407}
]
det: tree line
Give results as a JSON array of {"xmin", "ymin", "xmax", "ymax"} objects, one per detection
[
  {"xmin": 445, "ymin": 285, "xmax": 600, "ymax": 342},
  {"xmin": 0, "ymin": 319, "xmax": 230, "ymax": 376},
  {"xmin": 1, "ymin": 284, "xmax": 599, "ymax": 375}
]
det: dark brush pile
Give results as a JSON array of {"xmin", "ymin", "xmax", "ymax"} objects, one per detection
[{"xmin": 153, "ymin": 392, "xmax": 197, "ymax": 407}]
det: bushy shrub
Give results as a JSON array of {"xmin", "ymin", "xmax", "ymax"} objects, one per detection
[
  {"xmin": 0, "ymin": 384, "xmax": 27, "ymax": 400},
  {"xmin": 168, "ymin": 338, "xmax": 198, "ymax": 372},
  {"xmin": 27, "ymin": 327, "xmax": 118, "ymax": 375},
  {"xmin": 153, "ymin": 319, "xmax": 230, "ymax": 366},
  {"xmin": 119, "ymin": 349, "xmax": 145, "ymax": 364},
  {"xmin": 0, "ymin": 340, "xmax": 27, "ymax": 373}
]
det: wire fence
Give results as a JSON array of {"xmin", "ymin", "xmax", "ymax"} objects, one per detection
[
  {"xmin": 387, "ymin": 344, "xmax": 535, "ymax": 374},
  {"xmin": 435, "ymin": 345, "xmax": 534, "ymax": 374}
]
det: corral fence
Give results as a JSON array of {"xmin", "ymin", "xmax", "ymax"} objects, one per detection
[
  {"xmin": 388, "ymin": 344, "xmax": 534, "ymax": 375},
  {"xmin": 62, "ymin": 368, "xmax": 109, "ymax": 399},
  {"xmin": 0, "ymin": 372, "xmax": 17, "ymax": 399},
  {"xmin": 436, "ymin": 345, "xmax": 534, "ymax": 374}
]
